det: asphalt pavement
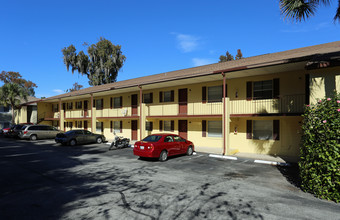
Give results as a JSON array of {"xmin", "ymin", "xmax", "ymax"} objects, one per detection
[{"xmin": 0, "ymin": 137, "xmax": 339, "ymax": 220}]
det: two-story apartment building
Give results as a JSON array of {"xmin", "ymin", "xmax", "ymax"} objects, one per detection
[{"xmin": 38, "ymin": 41, "xmax": 340, "ymax": 160}]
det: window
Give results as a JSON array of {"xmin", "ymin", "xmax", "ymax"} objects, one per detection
[
  {"xmin": 143, "ymin": 93, "xmax": 153, "ymax": 104},
  {"xmin": 253, "ymin": 120, "xmax": 272, "ymax": 140},
  {"xmin": 159, "ymin": 90, "xmax": 174, "ymax": 102},
  {"xmin": 247, "ymin": 79, "xmax": 279, "ymax": 100},
  {"xmin": 67, "ymin": 102, "xmax": 73, "ymax": 110},
  {"xmin": 146, "ymin": 121, "xmax": 153, "ymax": 131},
  {"xmin": 164, "ymin": 121, "xmax": 171, "ymax": 131},
  {"xmin": 164, "ymin": 136, "xmax": 174, "ymax": 143},
  {"xmin": 75, "ymin": 121, "xmax": 82, "ymax": 128},
  {"xmin": 174, "ymin": 135, "xmax": 185, "ymax": 142},
  {"xmin": 113, "ymin": 97, "xmax": 122, "ymax": 108},
  {"xmin": 96, "ymin": 122, "xmax": 103, "ymax": 133},
  {"xmin": 75, "ymin": 130, "xmax": 83, "ymax": 135},
  {"xmin": 208, "ymin": 121, "xmax": 222, "ymax": 137},
  {"xmin": 114, "ymin": 121, "xmax": 121, "ymax": 133},
  {"xmin": 208, "ymin": 86, "xmax": 223, "ymax": 102},
  {"xmin": 142, "ymin": 135, "xmax": 162, "ymax": 142},
  {"xmin": 253, "ymin": 80, "xmax": 272, "ymax": 100},
  {"xmin": 247, "ymin": 120, "xmax": 280, "ymax": 140},
  {"xmin": 96, "ymin": 99, "xmax": 103, "ymax": 110},
  {"xmin": 75, "ymin": 101, "xmax": 82, "ymax": 109}
]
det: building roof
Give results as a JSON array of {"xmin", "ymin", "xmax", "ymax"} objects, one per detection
[
  {"xmin": 20, "ymin": 96, "xmax": 40, "ymax": 106},
  {"xmin": 44, "ymin": 41, "xmax": 340, "ymax": 101}
]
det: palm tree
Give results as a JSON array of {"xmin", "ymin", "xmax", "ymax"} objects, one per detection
[
  {"xmin": 279, "ymin": 0, "xmax": 340, "ymax": 22},
  {"xmin": 0, "ymin": 83, "xmax": 28, "ymax": 124}
]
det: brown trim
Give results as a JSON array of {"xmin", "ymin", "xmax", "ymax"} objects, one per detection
[
  {"xmin": 273, "ymin": 120, "xmax": 280, "ymax": 140},
  {"xmin": 305, "ymin": 74, "xmax": 310, "ymax": 105},
  {"xmin": 110, "ymin": 121, "xmax": 113, "ymax": 133},
  {"xmin": 273, "ymin": 78, "xmax": 280, "ymax": 99},
  {"xmin": 202, "ymin": 86, "xmax": 206, "ymax": 103},
  {"xmin": 170, "ymin": 90, "xmax": 174, "ymax": 102},
  {"xmin": 159, "ymin": 120, "xmax": 163, "ymax": 131},
  {"xmin": 64, "ymin": 116, "xmax": 92, "ymax": 120},
  {"xmin": 96, "ymin": 116, "xmax": 139, "ymax": 120},
  {"xmin": 246, "ymin": 120, "xmax": 252, "ymax": 139},
  {"xmin": 246, "ymin": 81, "xmax": 252, "ymax": 100},
  {"xmin": 230, "ymin": 113, "xmax": 303, "ymax": 117},
  {"xmin": 120, "ymin": 120, "xmax": 123, "ymax": 133},
  {"xmin": 202, "ymin": 120, "xmax": 206, "ymax": 137},
  {"xmin": 147, "ymin": 114, "xmax": 222, "ymax": 119},
  {"xmin": 159, "ymin": 91, "xmax": 163, "ymax": 102}
]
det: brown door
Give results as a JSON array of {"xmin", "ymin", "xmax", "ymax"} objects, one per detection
[
  {"xmin": 131, "ymin": 120, "xmax": 138, "ymax": 140},
  {"xmin": 178, "ymin": 120, "xmax": 188, "ymax": 139},
  {"xmin": 131, "ymin": 94, "xmax": 138, "ymax": 116},
  {"xmin": 84, "ymin": 121, "xmax": 88, "ymax": 130},
  {"xmin": 178, "ymin": 88, "xmax": 188, "ymax": 115},
  {"xmin": 62, "ymin": 103, "xmax": 66, "ymax": 117},
  {"xmin": 84, "ymin": 101, "xmax": 88, "ymax": 117}
]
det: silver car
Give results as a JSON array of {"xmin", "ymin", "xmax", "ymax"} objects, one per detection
[{"xmin": 19, "ymin": 125, "xmax": 61, "ymax": 141}]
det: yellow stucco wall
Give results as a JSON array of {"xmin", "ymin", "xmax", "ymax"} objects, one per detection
[
  {"xmin": 309, "ymin": 69, "xmax": 340, "ymax": 103},
  {"xmin": 229, "ymin": 116, "xmax": 302, "ymax": 157}
]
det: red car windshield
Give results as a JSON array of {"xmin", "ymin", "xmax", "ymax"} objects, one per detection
[{"xmin": 142, "ymin": 135, "xmax": 162, "ymax": 142}]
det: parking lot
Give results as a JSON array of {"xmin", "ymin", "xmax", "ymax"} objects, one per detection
[{"xmin": 0, "ymin": 137, "xmax": 339, "ymax": 220}]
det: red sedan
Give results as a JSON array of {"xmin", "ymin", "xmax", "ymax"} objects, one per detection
[{"xmin": 133, "ymin": 134, "xmax": 194, "ymax": 162}]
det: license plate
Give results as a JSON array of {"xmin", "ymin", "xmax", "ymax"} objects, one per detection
[{"xmin": 140, "ymin": 146, "xmax": 144, "ymax": 150}]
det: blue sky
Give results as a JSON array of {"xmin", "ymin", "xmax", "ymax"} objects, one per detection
[{"xmin": 1, "ymin": 0, "xmax": 339, "ymax": 98}]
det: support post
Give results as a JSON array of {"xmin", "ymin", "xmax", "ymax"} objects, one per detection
[
  {"xmin": 139, "ymin": 85, "xmax": 143, "ymax": 140},
  {"xmin": 222, "ymin": 72, "xmax": 227, "ymax": 155}
]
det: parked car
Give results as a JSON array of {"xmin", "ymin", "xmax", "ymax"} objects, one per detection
[
  {"xmin": 18, "ymin": 125, "xmax": 61, "ymax": 140},
  {"xmin": 8, "ymin": 123, "xmax": 34, "ymax": 138},
  {"xmin": 55, "ymin": 129, "xmax": 106, "ymax": 146},
  {"xmin": 1, "ymin": 127, "xmax": 12, "ymax": 136},
  {"xmin": 133, "ymin": 134, "xmax": 194, "ymax": 162}
]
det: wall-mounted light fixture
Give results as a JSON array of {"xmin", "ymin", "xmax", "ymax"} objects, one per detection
[{"xmin": 235, "ymin": 89, "xmax": 238, "ymax": 98}]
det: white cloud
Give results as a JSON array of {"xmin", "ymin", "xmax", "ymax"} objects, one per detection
[
  {"xmin": 172, "ymin": 33, "xmax": 199, "ymax": 53},
  {"xmin": 53, "ymin": 89, "xmax": 63, "ymax": 94},
  {"xmin": 192, "ymin": 58, "xmax": 215, "ymax": 67}
]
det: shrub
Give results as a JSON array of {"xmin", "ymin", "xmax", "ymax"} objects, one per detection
[{"xmin": 300, "ymin": 92, "xmax": 340, "ymax": 202}]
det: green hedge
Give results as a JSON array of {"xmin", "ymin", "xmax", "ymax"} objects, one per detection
[{"xmin": 300, "ymin": 93, "xmax": 340, "ymax": 202}]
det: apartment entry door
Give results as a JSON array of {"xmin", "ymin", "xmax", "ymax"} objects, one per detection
[
  {"xmin": 131, "ymin": 94, "xmax": 138, "ymax": 116},
  {"xmin": 178, "ymin": 88, "xmax": 188, "ymax": 115},
  {"xmin": 131, "ymin": 120, "xmax": 138, "ymax": 140},
  {"xmin": 179, "ymin": 120, "xmax": 188, "ymax": 140}
]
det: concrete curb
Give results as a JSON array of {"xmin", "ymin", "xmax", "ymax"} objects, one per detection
[{"xmin": 208, "ymin": 154, "xmax": 291, "ymax": 166}]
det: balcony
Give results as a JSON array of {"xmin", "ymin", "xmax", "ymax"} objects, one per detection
[
  {"xmin": 230, "ymin": 94, "xmax": 305, "ymax": 115},
  {"xmin": 96, "ymin": 107, "xmax": 136, "ymax": 118},
  {"xmin": 145, "ymin": 102, "xmax": 223, "ymax": 117},
  {"xmin": 64, "ymin": 109, "xmax": 92, "ymax": 119}
]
